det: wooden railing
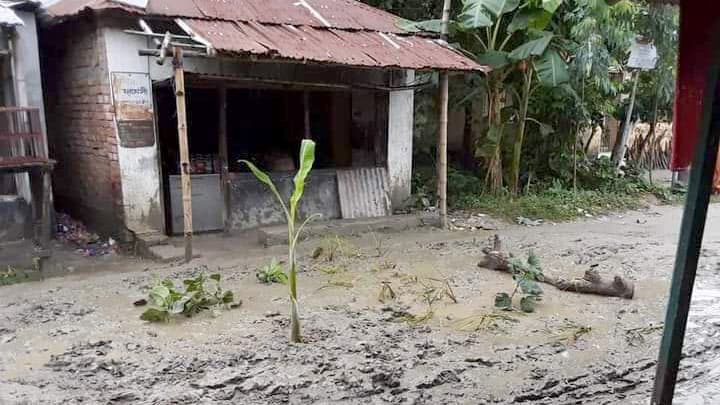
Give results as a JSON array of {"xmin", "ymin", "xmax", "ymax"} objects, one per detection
[{"xmin": 0, "ymin": 107, "xmax": 48, "ymax": 169}]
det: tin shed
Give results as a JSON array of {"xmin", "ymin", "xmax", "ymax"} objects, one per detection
[{"xmin": 39, "ymin": 0, "xmax": 485, "ymax": 242}]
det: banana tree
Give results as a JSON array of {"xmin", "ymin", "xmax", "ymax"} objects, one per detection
[
  {"xmin": 455, "ymin": 0, "xmax": 568, "ymax": 194},
  {"xmin": 507, "ymin": 31, "xmax": 569, "ymax": 194},
  {"xmin": 241, "ymin": 140, "xmax": 318, "ymax": 343}
]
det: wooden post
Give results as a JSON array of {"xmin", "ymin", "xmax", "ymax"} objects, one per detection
[
  {"xmin": 437, "ymin": 0, "xmax": 452, "ymax": 229},
  {"xmin": 652, "ymin": 58, "xmax": 720, "ymax": 405},
  {"xmin": 612, "ymin": 70, "xmax": 640, "ymax": 168},
  {"xmin": 438, "ymin": 74, "xmax": 449, "ymax": 228},
  {"xmin": 173, "ymin": 47, "xmax": 193, "ymax": 262},
  {"xmin": 303, "ymin": 91, "xmax": 311, "ymax": 139},
  {"xmin": 40, "ymin": 167, "xmax": 51, "ymax": 249},
  {"xmin": 218, "ymin": 85, "xmax": 230, "ymax": 232}
]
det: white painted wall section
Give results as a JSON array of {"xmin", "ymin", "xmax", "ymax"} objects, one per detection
[
  {"xmin": 387, "ymin": 70, "xmax": 414, "ymax": 208},
  {"xmin": 10, "ymin": 11, "xmax": 46, "ymax": 203},
  {"xmin": 103, "ymin": 27, "xmax": 163, "ymax": 234}
]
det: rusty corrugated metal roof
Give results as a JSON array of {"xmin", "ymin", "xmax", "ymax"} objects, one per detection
[
  {"xmin": 45, "ymin": 0, "xmax": 143, "ymax": 18},
  {"xmin": 147, "ymin": 0, "xmax": 402, "ymax": 33},
  {"xmin": 185, "ymin": 19, "xmax": 482, "ymax": 71},
  {"xmin": 44, "ymin": 0, "xmax": 487, "ymax": 72}
]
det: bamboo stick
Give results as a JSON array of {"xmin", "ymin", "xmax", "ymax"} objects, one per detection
[
  {"xmin": 437, "ymin": 0, "xmax": 452, "ymax": 229},
  {"xmin": 173, "ymin": 47, "xmax": 193, "ymax": 262}
]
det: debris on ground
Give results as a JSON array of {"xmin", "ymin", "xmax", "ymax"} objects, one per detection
[
  {"xmin": 625, "ymin": 323, "xmax": 664, "ymax": 347},
  {"xmin": 56, "ymin": 213, "xmax": 117, "ymax": 257},
  {"xmin": 450, "ymin": 212, "xmax": 499, "ymax": 231},
  {"xmin": 517, "ymin": 216, "xmax": 544, "ymax": 226},
  {"xmin": 479, "ymin": 235, "xmax": 635, "ymax": 299}
]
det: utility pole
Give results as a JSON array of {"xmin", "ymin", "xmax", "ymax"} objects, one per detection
[
  {"xmin": 173, "ymin": 47, "xmax": 193, "ymax": 262},
  {"xmin": 437, "ymin": 0, "xmax": 451, "ymax": 229}
]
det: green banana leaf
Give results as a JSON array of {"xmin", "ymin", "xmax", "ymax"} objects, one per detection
[
  {"xmin": 534, "ymin": 49, "xmax": 569, "ymax": 86},
  {"xmin": 542, "ymin": 0, "xmax": 564, "ymax": 13},
  {"xmin": 509, "ymin": 32, "xmax": 553, "ymax": 60},
  {"xmin": 289, "ymin": 140, "xmax": 316, "ymax": 222}
]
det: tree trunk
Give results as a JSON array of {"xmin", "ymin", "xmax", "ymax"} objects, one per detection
[
  {"xmin": 636, "ymin": 91, "xmax": 660, "ymax": 166},
  {"xmin": 478, "ymin": 235, "xmax": 635, "ymax": 299},
  {"xmin": 485, "ymin": 82, "xmax": 504, "ymax": 194},
  {"xmin": 462, "ymin": 104, "xmax": 475, "ymax": 169},
  {"xmin": 612, "ymin": 71, "xmax": 640, "ymax": 168},
  {"xmin": 510, "ymin": 71, "xmax": 532, "ymax": 196},
  {"xmin": 584, "ymin": 128, "xmax": 597, "ymax": 154}
]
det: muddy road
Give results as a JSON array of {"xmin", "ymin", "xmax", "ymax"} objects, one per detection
[{"xmin": 1, "ymin": 204, "xmax": 719, "ymax": 404}]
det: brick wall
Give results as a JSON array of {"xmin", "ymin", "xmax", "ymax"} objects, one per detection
[{"xmin": 41, "ymin": 17, "xmax": 125, "ymax": 238}]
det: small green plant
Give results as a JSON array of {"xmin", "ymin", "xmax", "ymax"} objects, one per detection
[
  {"xmin": 0, "ymin": 266, "xmax": 21, "ymax": 286},
  {"xmin": 256, "ymin": 258, "xmax": 288, "ymax": 284},
  {"xmin": 242, "ymin": 139, "xmax": 317, "ymax": 343},
  {"xmin": 140, "ymin": 273, "xmax": 237, "ymax": 322},
  {"xmin": 495, "ymin": 251, "xmax": 544, "ymax": 313}
]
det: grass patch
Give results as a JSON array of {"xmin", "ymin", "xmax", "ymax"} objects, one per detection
[{"xmin": 454, "ymin": 188, "xmax": 645, "ymax": 222}]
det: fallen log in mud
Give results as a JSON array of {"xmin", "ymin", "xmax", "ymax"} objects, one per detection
[{"xmin": 478, "ymin": 235, "xmax": 635, "ymax": 299}]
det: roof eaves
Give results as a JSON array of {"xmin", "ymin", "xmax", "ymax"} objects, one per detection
[{"xmin": 0, "ymin": 3, "xmax": 24, "ymax": 26}]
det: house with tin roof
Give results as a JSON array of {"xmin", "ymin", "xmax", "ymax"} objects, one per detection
[{"xmin": 38, "ymin": 0, "xmax": 484, "ymax": 246}]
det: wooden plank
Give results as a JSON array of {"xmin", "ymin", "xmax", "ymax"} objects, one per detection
[
  {"xmin": 303, "ymin": 91, "xmax": 311, "ymax": 139},
  {"xmin": 40, "ymin": 168, "xmax": 51, "ymax": 248},
  {"xmin": 218, "ymin": 85, "xmax": 230, "ymax": 232},
  {"xmin": 173, "ymin": 47, "xmax": 193, "ymax": 263},
  {"xmin": 651, "ymin": 54, "xmax": 720, "ymax": 404}
]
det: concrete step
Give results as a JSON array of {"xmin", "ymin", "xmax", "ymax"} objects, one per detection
[
  {"xmin": 134, "ymin": 231, "xmax": 174, "ymax": 261},
  {"xmin": 257, "ymin": 214, "xmax": 438, "ymax": 247},
  {"xmin": 145, "ymin": 244, "xmax": 189, "ymax": 263}
]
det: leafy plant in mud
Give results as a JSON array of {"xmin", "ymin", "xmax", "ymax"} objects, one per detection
[
  {"xmin": 495, "ymin": 251, "xmax": 544, "ymax": 313},
  {"xmin": 0, "ymin": 266, "xmax": 23, "ymax": 286},
  {"xmin": 256, "ymin": 258, "xmax": 288, "ymax": 284},
  {"xmin": 242, "ymin": 139, "xmax": 318, "ymax": 343},
  {"xmin": 140, "ymin": 273, "xmax": 237, "ymax": 322}
]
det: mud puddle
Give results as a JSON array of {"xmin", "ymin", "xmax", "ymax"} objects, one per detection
[{"xmin": 1, "ymin": 205, "xmax": 720, "ymax": 404}]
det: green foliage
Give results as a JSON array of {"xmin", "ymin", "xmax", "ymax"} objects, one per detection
[
  {"xmin": 140, "ymin": 273, "xmax": 236, "ymax": 322},
  {"xmin": 0, "ymin": 267, "xmax": 25, "ymax": 286},
  {"xmin": 495, "ymin": 251, "xmax": 544, "ymax": 312},
  {"xmin": 455, "ymin": 183, "xmax": 643, "ymax": 221},
  {"xmin": 256, "ymin": 258, "xmax": 288, "ymax": 284},
  {"xmin": 534, "ymin": 49, "xmax": 570, "ymax": 86},
  {"xmin": 242, "ymin": 139, "xmax": 317, "ymax": 343},
  {"xmin": 380, "ymin": 0, "xmax": 677, "ymax": 210},
  {"xmin": 508, "ymin": 32, "xmax": 553, "ymax": 60}
]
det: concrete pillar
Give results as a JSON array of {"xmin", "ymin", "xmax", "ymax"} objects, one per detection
[{"xmin": 387, "ymin": 70, "xmax": 414, "ymax": 208}]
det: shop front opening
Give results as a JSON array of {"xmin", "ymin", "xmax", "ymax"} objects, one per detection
[{"xmin": 155, "ymin": 79, "xmax": 389, "ymax": 235}]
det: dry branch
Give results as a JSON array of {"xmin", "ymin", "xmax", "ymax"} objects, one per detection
[{"xmin": 478, "ymin": 235, "xmax": 635, "ymax": 299}]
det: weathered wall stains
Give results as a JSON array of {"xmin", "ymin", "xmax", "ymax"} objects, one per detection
[
  {"xmin": 0, "ymin": 195, "xmax": 31, "ymax": 243},
  {"xmin": 228, "ymin": 170, "xmax": 340, "ymax": 230},
  {"xmin": 103, "ymin": 26, "xmax": 163, "ymax": 235}
]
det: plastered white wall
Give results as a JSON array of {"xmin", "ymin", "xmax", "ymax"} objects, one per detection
[
  {"xmin": 103, "ymin": 27, "xmax": 163, "ymax": 234},
  {"xmin": 387, "ymin": 70, "xmax": 414, "ymax": 208},
  {"xmin": 8, "ymin": 11, "xmax": 47, "ymax": 204}
]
